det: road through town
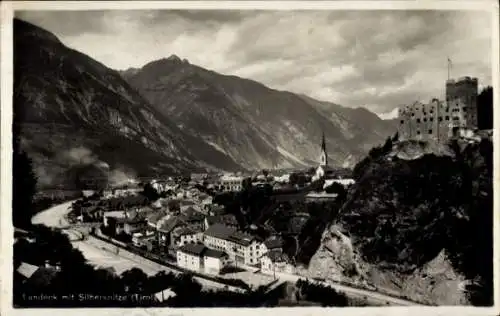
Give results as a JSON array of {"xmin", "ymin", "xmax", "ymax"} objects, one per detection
[
  {"xmin": 31, "ymin": 201, "xmax": 241, "ymax": 292},
  {"xmin": 32, "ymin": 201, "xmax": 426, "ymax": 305}
]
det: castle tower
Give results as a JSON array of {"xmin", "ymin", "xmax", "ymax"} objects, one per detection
[
  {"xmin": 445, "ymin": 76, "xmax": 479, "ymax": 130},
  {"xmin": 319, "ymin": 131, "xmax": 328, "ymax": 167}
]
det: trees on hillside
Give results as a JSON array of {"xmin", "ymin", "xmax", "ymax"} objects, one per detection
[
  {"xmin": 12, "ymin": 148, "xmax": 38, "ymax": 228},
  {"xmin": 477, "ymin": 86, "xmax": 493, "ymax": 130},
  {"xmin": 141, "ymin": 182, "xmax": 159, "ymax": 201}
]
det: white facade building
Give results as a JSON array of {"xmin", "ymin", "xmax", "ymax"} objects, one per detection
[
  {"xmin": 176, "ymin": 244, "xmax": 205, "ymax": 272},
  {"xmin": 216, "ymin": 175, "xmax": 244, "ymax": 192},
  {"xmin": 176, "ymin": 243, "xmax": 229, "ymax": 275},
  {"xmin": 203, "ymin": 223, "xmax": 262, "ymax": 266},
  {"xmin": 203, "ymin": 249, "xmax": 230, "ymax": 275},
  {"xmin": 261, "ymin": 250, "xmax": 294, "ymax": 275},
  {"xmin": 323, "ymin": 178, "xmax": 355, "ymax": 189}
]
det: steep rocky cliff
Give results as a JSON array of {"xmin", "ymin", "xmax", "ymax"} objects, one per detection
[
  {"xmin": 303, "ymin": 138, "xmax": 493, "ymax": 306},
  {"xmin": 14, "ymin": 19, "xmax": 241, "ymax": 188},
  {"xmin": 120, "ymin": 58, "xmax": 397, "ymax": 170}
]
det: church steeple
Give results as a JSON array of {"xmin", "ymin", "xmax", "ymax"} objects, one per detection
[{"xmin": 320, "ymin": 131, "xmax": 328, "ymax": 167}]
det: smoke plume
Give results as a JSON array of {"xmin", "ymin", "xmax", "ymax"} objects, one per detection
[{"xmin": 58, "ymin": 146, "xmax": 138, "ymax": 189}]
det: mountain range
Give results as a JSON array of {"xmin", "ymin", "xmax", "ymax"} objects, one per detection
[{"xmin": 14, "ymin": 18, "xmax": 397, "ymax": 188}]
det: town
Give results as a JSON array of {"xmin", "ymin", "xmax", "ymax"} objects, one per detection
[{"xmin": 58, "ymin": 137, "xmax": 356, "ymax": 293}]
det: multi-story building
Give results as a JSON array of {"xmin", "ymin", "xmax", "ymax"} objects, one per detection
[
  {"xmin": 176, "ymin": 243, "xmax": 229, "ymax": 275},
  {"xmin": 260, "ymin": 249, "xmax": 295, "ymax": 275},
  {"xmin": 216, "ymin": 175, "xmax": 244, "ymax": 192},
  {"xmin": 176, "ymin": 243, "xmax": 205, "ymax": 272},
  {"xmin": 171, "ymin": 226, "xmax": 203, "ymax": 248},
  {"xmin": 398, "ymin": 76, "xmax": 479, "ymax": 142},
  {"xmin": 203, "ymin": 223, "xmax": 262, "ymax": 266},
  {"xmin": 203, "ymin": 248, "xmax": 230, "ymax": 275}
]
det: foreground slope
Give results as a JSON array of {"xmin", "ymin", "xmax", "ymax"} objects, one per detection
[
  {"xmin": 121, "ymin": 57, "xmax": 397, "ymax": 170},
  {"xmin": 14, "ymin": 19, "xmax": 241, "ymax": 188},
  {"xmin": 305, "ymin": 138, "xmax": 493, "ymax": 306}
]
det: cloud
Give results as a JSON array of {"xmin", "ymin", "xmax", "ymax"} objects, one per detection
[{"xmin": 16, "ymin": 9, "xmax": 492, "ymax": 114}]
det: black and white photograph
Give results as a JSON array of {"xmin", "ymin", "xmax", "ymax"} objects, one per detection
[{"xmin": 1, "ymin": 0, "xmax": 498, "ymax": 313}]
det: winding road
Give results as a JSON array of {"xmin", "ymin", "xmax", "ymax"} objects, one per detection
[
  {"xmin": 270, "ymin": 271, "xmax": 425, "ymax": 306},
  {"xmin": 31, "ymin": 201, "xmax": 240, "ymax": 292}
]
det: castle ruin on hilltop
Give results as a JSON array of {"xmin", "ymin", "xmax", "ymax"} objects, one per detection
[{"xmin": 397, "ymin": 76, "xmax": 479, "ymax": 143}]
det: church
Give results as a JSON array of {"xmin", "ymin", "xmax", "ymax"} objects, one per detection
[{"xmin": 311, "ymin": 132, "xmax": 336, "ymax": 182}]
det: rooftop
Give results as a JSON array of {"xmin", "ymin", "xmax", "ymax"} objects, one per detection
[
  {"xmin": 158, "ymin": 216, "xmax": 186, "ymax": 233},
  {"xmin": 206, "ymin": 214, "xmax": 238, "ymax": 226},
  {"xmin": 228, "ymin": 231, "xmax": 255, "ymax": 246},
  {"xmin": 204, "ymin": 248, "xmax": 228, "ymax": 259},
  {"xmin": 178, "ymin": 243, "xmax": 206, "ymax": 256},
  {"xmin": 146, "ymin": 210, "xmax": 168, "ymax": 225},
  {"xmin": 220, "ymin": 175, "xmax": 243, "ymax": 181},
  {"xmin": 173, "ymin": 226, "xmax": 202, "ymax": 236},
  {"xmin": 324, "ymin": 178, "xmax": 355, "ymax": 188},
  {"xmin": 103, "ymin": 211, "xmax": 126, "ymax": 218},
  {"xmin": 182, "ymin": 207, "xmax": 205, "ymax": 222},
  {"xmin": 264, "ymin": 236, "xmax": 283, "ymax": 249},
  {"xmin": 204, "ymin": 223, "xmax": 237, "ymax": 240},
  {"xmin": 305, "ymin": 192, "xmax": 338, "ymax": 198},
  {"xmin": 16, "ymin": 262, "xmax": 39, "ymax": 278},
  {"xmin": 16, "ymin": 262, "xmax": 59, "ymax": 286},
  {"xmin": 264, "ymin": 249, "xmax": 290, "ymax": 263}
]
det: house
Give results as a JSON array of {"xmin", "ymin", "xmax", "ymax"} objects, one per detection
[
  {"xmin": 123, "ymin": 218, "xmax": 148, "ymax": 235},
  {"xmin": 260, "ymin": 235, "xmax": 283, "ymax": 254},
  {"xmin": 203, "ymin": 223, "xmax": 236, "ymax": 252},
  {"xmin": 200, "ymin": 195, "xmax": 213, "ymax": 211},
  {"xmin": 179, "ymin": 200, "xmax": 197, "ymax": 212},
  {"xmin": 79, "ymin": 205, "xmax": 106, "ymax": 222},
  {"xmin": 203, "ymin": 248, "xmax": 230, "ymax": 275},
  {"xmin": 120, "ymin": 209, "xmax": 149, "ymax": 235},
  {"xmin": 216, "ymin": 175, "xmax": 244, "ymax": 192},
  {"xmin": 207, "ymin": 204, "xmax": 226, "ymax": 216},
  {"xmin": 170, "ymin": 226, "xmax": 203, "ymax": 247},
  {"xmin": 176, "ymin": 243, "xmax": 229, "ymax": 275},
  {"xmin": 181, "ymin": 206, "xmax": 205, "ymax": 225},
  {"xmin": 82, "ymin": 190, "xmax": 95, "ymax": 198},
  {"xmin": 274, "ymin": 174, "xmax": 290, "ymax": 184},
  {"xmin": 204, "ymin": 214, "xmax": 238, "ymax": 231},
  {"xmin": 154, "ymin": 288, "xmax": 177, "ymax": 303},
  {"xmin": 157, "ymin": 216, "xmax": 188, "ymax": 247},
  {"xmin": 103, "ymin": 211, "xmax": 126, "ymax": 226},
  {"xmin": 102, "ymin": 211, "xmax": 129, "ymax": 234},
  {"xmin": 323, "ymin": 178, "xmax": 355, "ymax": 189},
  {"xmin": 190, "ymin": 173, "xmax": 208, "ymax": 182},
  {"xmin": 176, "ymin": 243, "xmax": 205, "ymax": 272},
  {"xmin": 261, "ymin": 249, "xmax": 295, "ymax": 275},
  {"xmin": 146, "ymin": 210, "xmax": 168, "ymax": 229},
  {"xmin": 227, "ymin": 231, "xmax": 262, "ymax": 266},
  {"xmin": 157, "ymin": 213, "xmax": 205, "ymax": 253},
  {"xmin": 132, "ymin": 231, "xmax": 156, "ymax": 250},
  {"xmin": 203, "ymin": 223, "xmax": 262, "ymax": 266},
  {"xmin": 102, "ymin": 190, "xmax": 114, "ymax": 199}
]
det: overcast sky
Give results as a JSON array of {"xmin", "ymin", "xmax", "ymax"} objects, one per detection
[{"xmin": 16, "ymin": 9, "xmax": 493, "ymax": 115}]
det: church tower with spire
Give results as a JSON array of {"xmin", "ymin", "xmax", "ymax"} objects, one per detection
[{"xmin": 319, "ymin": 131, "xmax": 328, "ymax": 167}]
